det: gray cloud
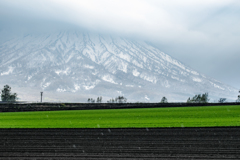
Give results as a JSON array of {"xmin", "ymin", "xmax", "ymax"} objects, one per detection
[{"xmin": 0, "ymin": 0, "xmax": 240, "ymax": 89}]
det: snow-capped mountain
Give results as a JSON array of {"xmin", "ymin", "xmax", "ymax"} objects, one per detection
[{"xmin": 0, "ymin": 31, "xmax": 237, "ymax": 102}]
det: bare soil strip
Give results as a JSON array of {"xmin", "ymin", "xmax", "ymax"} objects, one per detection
[{"xmin": 0, "ymin": 127, "xmax": 239, "ymax": 159}]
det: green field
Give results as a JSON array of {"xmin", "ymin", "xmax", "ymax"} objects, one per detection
[{"xmin": 0, "ymin": 105, "xmax": 240, "ymax": 128}]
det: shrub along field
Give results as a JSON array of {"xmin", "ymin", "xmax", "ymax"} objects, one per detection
[{"xmin": 0, "ymin": 105, "xmax": 239, "ymax": 128}]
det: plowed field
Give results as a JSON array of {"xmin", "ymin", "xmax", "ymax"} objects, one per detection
[{"xmin": 0, "ymin": 128, "xmax": 239, "ymax": 159}]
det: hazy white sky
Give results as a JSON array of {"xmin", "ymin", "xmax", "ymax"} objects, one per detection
[{"xmin": 0, "ymin": 0, "xmax": 240, "ymax": 89}]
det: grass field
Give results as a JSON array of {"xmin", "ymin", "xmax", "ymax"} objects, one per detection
[{"xmin": 0, "ymin": 105, "xmax": 240, "ymax": 128}]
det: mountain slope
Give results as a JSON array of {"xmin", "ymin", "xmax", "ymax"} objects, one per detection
[{"xmin": 0, "ymin": 31, "xmax": 237, "ymax": 102}]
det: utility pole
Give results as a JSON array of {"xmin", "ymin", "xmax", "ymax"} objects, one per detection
[{"xmin": 40, "ymin": 92, "xmax": 43, "ymax": 102}]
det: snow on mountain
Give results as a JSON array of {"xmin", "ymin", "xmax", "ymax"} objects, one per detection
[{"xmin": 0, "ymin": 31, "xmax": 237, "ymax": 102}]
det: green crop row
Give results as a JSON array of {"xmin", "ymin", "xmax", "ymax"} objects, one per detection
[{"xmin": 0, "ymin": 105, "xmax": 239, "ymax": 128}]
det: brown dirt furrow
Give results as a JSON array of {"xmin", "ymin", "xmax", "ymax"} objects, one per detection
[{"xmin": 0, "ymin": 127, "xmax": 239, "ymax": 159}]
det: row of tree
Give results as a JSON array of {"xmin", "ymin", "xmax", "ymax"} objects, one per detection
[
  {"xmin": 161, "ymin": 92, "xmax": 240, "ymax": 103},
  {"xmin": 1, "ymin": 84, "xmax": 240, "ymax": 103},
  {"xmin": 89, "ymin": 96, "xmax": 128, "ymax": 103},
  {"xmin": 87, "ymin": 96, "xmax": 103, "ymax": 103},
  {"xmin": 89, "ymin": 96, "xmax": 169, "ymax": 103},
  {"xmin": 187, "ymin": 93, "xmax": 209, "ymax": 103}
]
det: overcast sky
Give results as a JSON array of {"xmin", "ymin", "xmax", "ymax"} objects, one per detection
[{"xmin": 0, "ymin": 0, "xmax": 240, "ymax": 89}]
